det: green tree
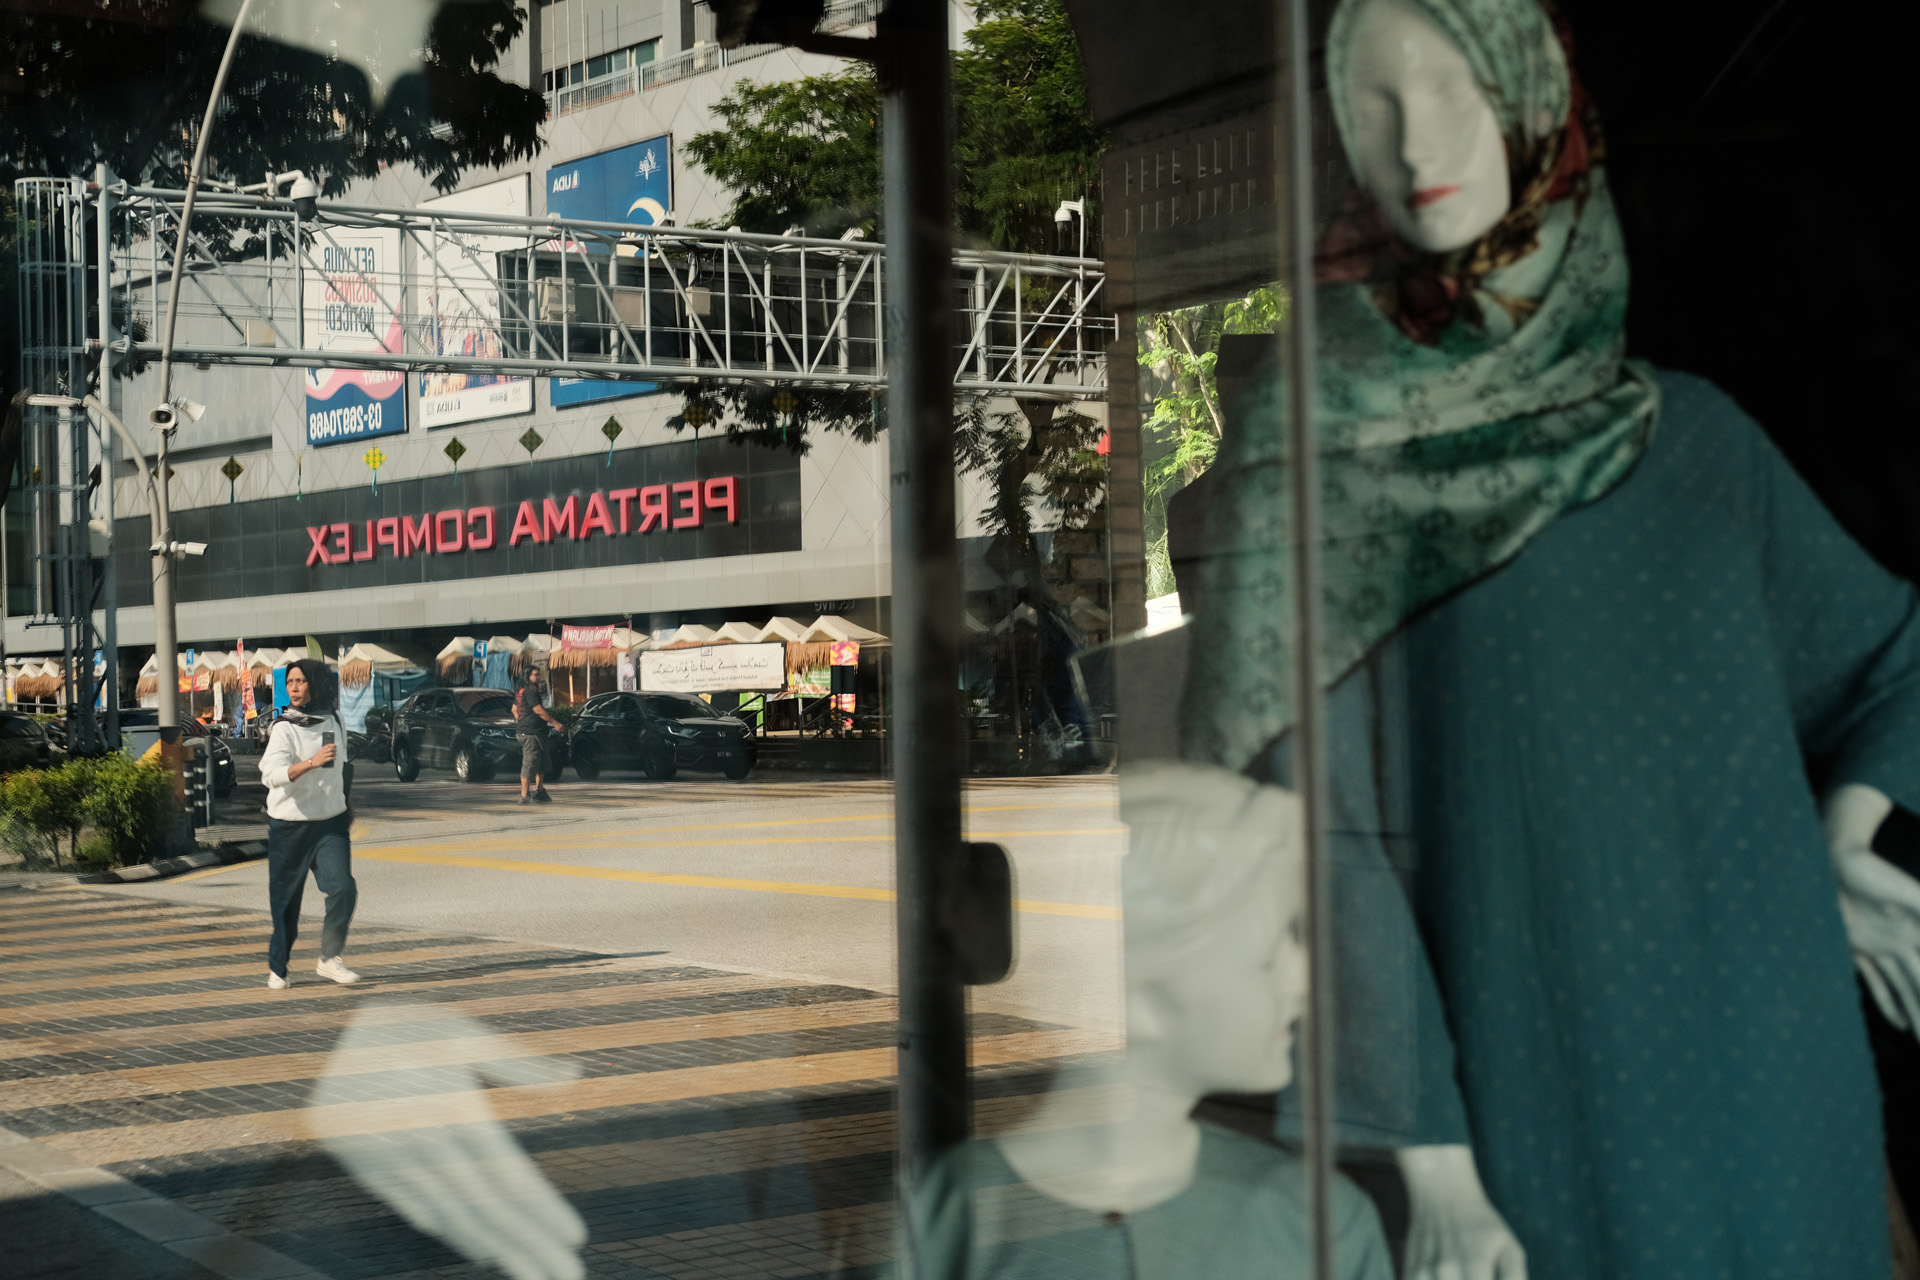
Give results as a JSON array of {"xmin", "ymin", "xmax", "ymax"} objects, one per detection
[
  {"xmin": 1138, "ymin": 285, "xmax": 1287, "ymax": 597},
  {"xmin": 676, "ymin": 0, "xmax": 1107, "ymax": 541},
  {"xmin": 685, "ymin": 0, "xmax": 1099, "ymax": 253}
]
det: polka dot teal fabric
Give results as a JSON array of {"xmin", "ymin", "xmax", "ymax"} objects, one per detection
[{"xmin": 1268, "ymin": 371, "xmax": 1909, "ymax": 1278}]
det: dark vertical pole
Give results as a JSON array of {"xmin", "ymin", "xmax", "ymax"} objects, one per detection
[
  {"xmin": 880, "ymin": 0, "xmax": 968, "ymax": 1192},
  {"xmin": 1279, "ymin": 0, "xmax": 1333, "ymax": 1276}
]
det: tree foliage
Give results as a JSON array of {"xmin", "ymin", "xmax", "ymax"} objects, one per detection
[
  {"xmin": 1138, "ymin": 286, "xmax": 1287, "ymax": 595},
  {"xmin": 681, "ymin": 71, "xmax": 883, "ymax": 238},
  {"xmin": 0, "ymin": 0, "xmax": 545, "ymax": 194},
  {"xmin": 685, "ymin": 0, "xmax": 1099, "ymax": 254}
]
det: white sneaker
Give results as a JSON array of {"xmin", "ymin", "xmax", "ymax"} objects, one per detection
[
  {"xmin": 315, "ymin": 956, "xmax": 360, "ymax": 985},
  {"xmin": 266, "ymin": 971, "xmax": 288, "ymax": 990}
]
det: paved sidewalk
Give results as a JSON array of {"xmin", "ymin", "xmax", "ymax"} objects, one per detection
[{"xmin": 0, "ymin": 881, "xmax": 1109, "ymax": 1279}]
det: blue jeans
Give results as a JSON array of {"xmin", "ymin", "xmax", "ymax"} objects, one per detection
[{"xmin": 266, "ymin": 812, "xmax": 356, "ymax": 978}]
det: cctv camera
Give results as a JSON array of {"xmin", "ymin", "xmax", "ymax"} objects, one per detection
[
  {"xmin": 176, "ymin": 541, "xmax": 208, "ymax": 557},
  {"xmin": 288, "ymin": 174, "xmax": 319, "ymax": 221},
  {"xmin": 149, "ymin": 403, "xmax": 177, "ymax": 430}
]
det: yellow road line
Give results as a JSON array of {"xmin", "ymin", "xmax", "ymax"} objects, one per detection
[
  {"xmin": 351, "ymin": 848, "xmax": 1121, "ymax": 920},
  {"xmin": 355, "ymin": 828, "xmax": 1122, "ymax": 862}
]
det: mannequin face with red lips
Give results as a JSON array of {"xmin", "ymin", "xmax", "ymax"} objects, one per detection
[{"xmin": 1344, "ymin": 0, "xmax": 1512, "ymax": 253}]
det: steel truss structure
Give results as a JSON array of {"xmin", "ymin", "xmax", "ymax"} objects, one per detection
[{"xmin": 74, "ymin": 181, "xmax": 1112, "ymax": 398}]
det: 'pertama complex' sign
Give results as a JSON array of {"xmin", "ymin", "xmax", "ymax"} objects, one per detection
[
  {"xmin": 112, "ymin": 436, "xmax": 801, "ymax": 607},
  {"xmin": 305, "ymin": 478, "xmax": 738, "ymax": 565}
]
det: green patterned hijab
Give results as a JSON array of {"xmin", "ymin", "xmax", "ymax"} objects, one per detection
[{"xmin": 1179, "ymin": 0, "xmax": 1660, "ymax": 772}]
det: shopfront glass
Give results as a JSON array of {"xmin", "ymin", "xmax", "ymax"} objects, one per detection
[{"xmin": 5, "ymin": 2, "xmax": 1920, "ymax": 1280}]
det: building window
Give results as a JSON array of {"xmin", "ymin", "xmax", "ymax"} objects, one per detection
[{"xmin": 545, "ymin": 39, "xmax": 659, "ymax": 112}]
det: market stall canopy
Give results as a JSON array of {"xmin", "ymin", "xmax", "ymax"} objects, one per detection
[
  {"xmin": 655, "ymin": 625, "xmax": 718, "ymax": 649},
  {"xmin": 755, "ymin": 617, "xmax": 812, "ymax": 644},
  {"xmin": 798, "ymin": 615, "xmax": 889, "ymax": 646},
  {"xmin": 338, "ymin": 642, "xmax": 433, "ymax": 688},
  {"xmin": 712, "ymin": 622, "xmax": 765, "ymax": 644}
]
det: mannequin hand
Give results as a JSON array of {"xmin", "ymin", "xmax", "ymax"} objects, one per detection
[
  {"xmin": 309, "ymin": 1002, "xmax": 587, "ymax": 1280},
  {"xmin": 1823, "ymin": 783, "xmax": 1920, "ymax": 1033},
  {"xmin": 1396, "ymin": 1145, "xmax": 1527, "ymax": 1280}
]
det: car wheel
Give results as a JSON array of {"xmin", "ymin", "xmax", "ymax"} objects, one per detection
[
  {"xmin": 722, "ymin": 757, "xmax": 749, "ymax": 781},
  {"xmin": 643, "ymin": 743, "xmax": 678, "ymax": 781},
  {"xmin": 454, "ymin": 742, "xmax": 492, "ymax": 783},
  {"xmin": 394, "ymin": 741, "xmax": 420, "ymax": 782},
  {"xmin": 573, "ymin": 743, "xmax": 601, "ymax": 781}
]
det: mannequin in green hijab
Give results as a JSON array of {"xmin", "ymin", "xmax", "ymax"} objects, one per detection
[{"xmin": 1164, "ymin": 0, "xmax": 1920, "ymax": 1276}]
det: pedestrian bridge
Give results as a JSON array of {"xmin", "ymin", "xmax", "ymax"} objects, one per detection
[{"xmin": 17, "ymin": 177, "xmax": 1111, "ymax": 400}]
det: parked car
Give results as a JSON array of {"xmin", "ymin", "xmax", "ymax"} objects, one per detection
[
  {"xmin": 391, "ymin": 687, "xmax": 567, "ymax": 783},
  {"xmin": 0, "ymin": 712, "xmax": 57, "ymax": 773},
  {"xmin": 566, "ymin": 690, "xmax": 756, "ymax": 781}
]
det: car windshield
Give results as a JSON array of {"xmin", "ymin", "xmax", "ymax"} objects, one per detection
[
  {"xmin": 641, "ymin": 694, "xmax": 722, "ymax": 720},
  {"xmin": 454, "ymin": 690, "xmax": 514, "ymax": 716}
]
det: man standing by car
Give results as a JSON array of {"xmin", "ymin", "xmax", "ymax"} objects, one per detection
[{"xmin": 514, "ymin": 668, "xmax": 563, "ymax": 805}]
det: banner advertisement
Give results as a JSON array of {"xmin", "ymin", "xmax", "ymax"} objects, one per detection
[
  {"xmin": 305, "ymin": 227, "xmax": 407, "ymax": 447},
  {"xmin": 544, "ymin": 135, "xmax": 672, "ymax": 408},
  {"xmin": 561, "ymin": 624, "xmax": 616, "ymax": 650},
  {"xmin": 640, "ymin": 643, "xmax": 785, "ymax": 694},
  {"xmin": 417, "ymin": 177, "xmax": 534, "ymax": 428}
]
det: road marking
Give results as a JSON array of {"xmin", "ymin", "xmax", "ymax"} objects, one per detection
[
  {"xmin": 353, "ymin": 828, "xmax": 1123, "ymax": 862},
  {"xmin": 353, "ymin": 799, "xmax": 1116, "ymax": 851},
  {"xmin": 35, "ymin": 1028, "xmax": 1114, "ymax": 1166},
  {"xmin": 349, "ymin": 848, "xmax": 1122, "ymax": 920},
  {"xmin": 0, "ymin": 998, "xmax": 903, "ymax": 1109},
  {"xmin": 164, "ymin": 860, "xmax": 271, "ymax": 884}
]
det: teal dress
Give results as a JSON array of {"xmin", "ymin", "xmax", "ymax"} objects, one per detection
[
  {"xmin": 903, "ymin": 1122, "xmax": 1393, "ymax": 1280},
  {"xmin": 1269, "ymin": 372, "xmax": 1915, "ymax": 1278}
]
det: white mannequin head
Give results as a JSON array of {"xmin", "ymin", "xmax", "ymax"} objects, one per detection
[
  {"xmin": 1342, "ymin": 0, "xmax": 1511, "ymax": 254},
  {"xmin": 1123, "ymin": 817, "xmax": 1308, "ymax": 1099}
]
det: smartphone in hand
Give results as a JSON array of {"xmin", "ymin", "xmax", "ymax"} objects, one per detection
[{"xmin": 321, "ymin": 730, "xmax": 336, "ymax": 768}]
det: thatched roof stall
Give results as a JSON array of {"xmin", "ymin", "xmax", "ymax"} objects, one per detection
[
  {"xmin": 509, "ymin": 634, "xmax": 554, "ymax": 679},
  {"xmin": 546, "ymin": 628, "xmax": 648, "ymax": 670},
  {"xmin": 435, "ymin": 636, "xmax": 476, "ymax": 684}
]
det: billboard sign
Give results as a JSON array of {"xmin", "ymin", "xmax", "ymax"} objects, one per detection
[
  {"xmin": 544, "ymin": 136, "xmax": 672, "ymax": 408},
  {"xmin": 416, "ymin": 176, "xmax": 534, "ymax": 428},
  {"xmin": 305, "ymin": 228, "xmax": 407, "ymax": 446},
  {"xmin": 640, "ymin": 643, "xmax": 786, "ymax": 694}
]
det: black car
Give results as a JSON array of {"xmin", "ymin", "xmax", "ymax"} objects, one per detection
[
  {"xmin": 566, "ymin": 690, "xmax": 756, "ymax": 781},
  {"xmin": 0, "ymin": 712, "xmax": 57, "ymax": 774},
  {"xmin": 392, "ymin": 687, "xmax": 568, "ymax": 782}
]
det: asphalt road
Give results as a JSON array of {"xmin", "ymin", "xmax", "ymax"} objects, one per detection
[{"xmin": 100, "ymin": 770, "xmax": 1127, "ymax": 1033}]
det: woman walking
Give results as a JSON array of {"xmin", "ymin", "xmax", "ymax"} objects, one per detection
[{"xmin": 259, "ymin": 658, "xmax": 359, "ymax": 989}]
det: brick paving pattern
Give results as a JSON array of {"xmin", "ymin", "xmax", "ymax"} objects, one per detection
[{"xmin": 0, "ymin": 882, "xmax": 1111, "ymax": 1279}]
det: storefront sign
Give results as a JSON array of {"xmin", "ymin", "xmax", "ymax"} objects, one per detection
[
  {"xmin": 561, "ymin": 624, "xmax": 615, "ymax": 650},
  {"xmin": 113, "ymin": 436, "xmax": 802, "ymax": 607},
  {"xmin": 306, "ymin": 227, "xmax": 408, "ymax": 446},
  {"xmin": 544, "ymin": 136, "xmax": 671, "ymax": 408},
  {"xmin": 416, "ymin": 177, "xmax": 534, "ymax": 428},
  {"xmin": 640, "ymin": 643, "xmax": 785, "ymax": 693},
  {"xmin": 300, "ymin": 476, "xmax": 738, "ymax": 566}
]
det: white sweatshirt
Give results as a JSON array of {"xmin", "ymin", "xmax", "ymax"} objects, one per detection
[{"xmin": 260, "ymin": 713, "xmax": 350, "ymax": 822}]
